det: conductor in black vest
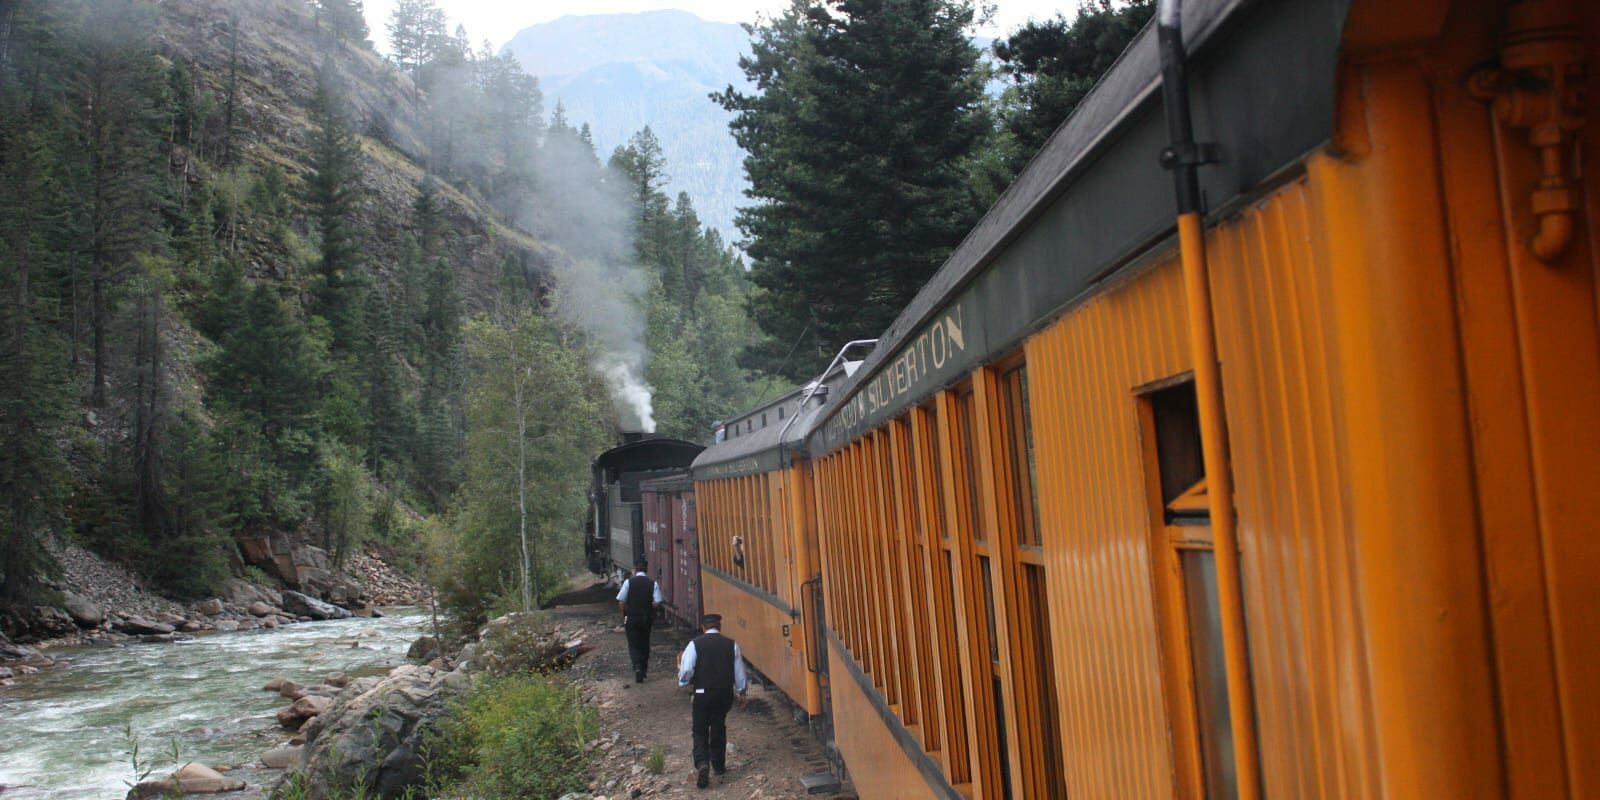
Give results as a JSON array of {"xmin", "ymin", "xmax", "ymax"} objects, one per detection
[
  {"xmin": 677, "ymin": 613, "xmax": 748, "ymax": 789},
  {"xmin": 616, "ymin": 558, "xmax": 663, "ymax": 683}
]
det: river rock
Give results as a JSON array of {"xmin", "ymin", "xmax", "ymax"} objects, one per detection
[
  {"xmin": 261, "ymin": 745, "xmax": 302, "ymax": 769},
  {"xmin": 405, "ymin": 635, "xmax": 439, "ymax": 662},
  {"xmin": 62, "ymin": 592, "xmax": 104, "ymax": 628},
  {"xmin": 325, "ymin": 671, "xmax": 350, "ymax": 687},
  {"xmin": 277, "ymin": 694, "xmax": 332, "ymax": 728},
  {"xmin": 247, "ymin": 601, "xmax": 274, "ymax": 617},
  {"xmin": 116, "ymin": 617, "xmax": 175, "ymax": 635},
  {"xmin": 194, "ymin": 598, "xmax": 225, "ymax": 616},
  {"xmin": 298, "ymin": 667, "xmax": 462, "ymax": 799},
  {"xmin": 281, "ymin": 590, "xmax": 351, "ymax": 621},
  {"xmin": 264, "ymin": 677, "xmax": 287, "ymax": 692},
  {"xmin": 126, "ymin": 762, "xmax": 245, "ymax": 798},
  {"xmin": 278, "ymin": 679, "xmax": 304, "ymax": 699},
  {"xmin": 213, "ymin": 619, "xmax": 239, "ymax": 632}
]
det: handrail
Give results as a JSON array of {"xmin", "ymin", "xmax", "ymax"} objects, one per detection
[{"xmin": 775, "ymin": 338, "xmax": 878, "ymax": 451}]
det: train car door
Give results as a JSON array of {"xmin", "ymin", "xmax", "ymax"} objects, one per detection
[{"xmin": 677, "ymin": 491, "xmax": 702, "ymax": 627}]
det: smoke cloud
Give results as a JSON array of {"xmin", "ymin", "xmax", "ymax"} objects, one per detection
[{"xmin": 523, "ymin": 126, "xmax": 657, "ymax": 433}]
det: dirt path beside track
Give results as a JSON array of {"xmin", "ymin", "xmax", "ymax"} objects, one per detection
[{"xmin": 550, "ymin": 592, "xmax": 854, "ymax": 799}]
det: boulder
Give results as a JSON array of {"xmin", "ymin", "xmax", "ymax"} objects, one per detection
[
  {"xmin": 281, "ymin": 590, "xmax": 352, "ymax": 621},
  {"xmin": 125, "ymin": 762, "xmax": 245, "ymax": 798},
  {"xmin": 194, "ymin": 598, "xmax": 225, "ymax": 617},
  {"xmin": 212, "ymin": 619, "xmax": 239, "ymax": 632},
  {"xmin": 264, "ymin": 677, "xmax": 287, "ymax": 692},
  {"xmin": 116, "ymin": 617, "xmax": 175, "ymax": 635},
  {"xmin": 246, "ymin": 602, "xmax": 274, "ymax": 617},
  {"xmin": 405, "ymin": 635, "xmax": 439, "ymax": 662},
  {"xmin": 278, "ymin": 679, "xmax": 304, "ymax": 699},
  {"xmin": 261, "ymin": 745, "xmax": 302, "ymax": 769},
  {"xmin": 62, "ymin": 593, "xmax": 104, "ymax": 628},
  {"xmin": 325, "ymin": 671, "xmax": 350, "ymax": 688},
  {"xmin": 276, "ymin": 694, "xmax": 332, "ymax": 729},
  {"xmin": 298, "ymin": 667, "xmax": 463, "ymax": 799}
]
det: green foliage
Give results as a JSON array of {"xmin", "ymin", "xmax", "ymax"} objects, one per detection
[
  {"xmin": 318, "ymin": 445, "xmax": 373, "ymax": 568},
  {"xmin": 992, "ymin": 1, "xmax": 1154, "ymax": 177},
  {"xmin": 646, "ymin": 747, "xmax": 666, "ymax": 775},
  {"xmin": 240, "ymin": 565, "xmax": 273, "ymax": 586},
  {"xmin": 436, "ymin": 674, "xmax": 597, "ymax": 799},
  {"xmin": 473, "ymin": 611, "xmax": 553, "ymax": 676},
  {"xmin": 433, "ymin": 311, "xmax": 608, "ymax": 624},
  {"xmin": 716, "ymin": 0, "xmax": 993, "ymax": 380}
]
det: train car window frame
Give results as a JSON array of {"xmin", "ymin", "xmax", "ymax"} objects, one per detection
[
  {"xmin": 935, "ymin": 383, "xmax": 1010, "ymax": 799},
  {"xmin": 988, "ymin": 354, "xmax": 1069, "ymax": 798},
  {"xmin": 914, "ymin": 402, "xmax": 971, "ymax": 784},
  {"xmin": 1138, "ymin": 376, "xmax": 1244, "ymax": 800}
]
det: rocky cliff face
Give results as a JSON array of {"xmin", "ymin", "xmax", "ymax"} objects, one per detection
[{"xmin": 157, "ymin": 0, "xmax": 551, "ymax": 308}]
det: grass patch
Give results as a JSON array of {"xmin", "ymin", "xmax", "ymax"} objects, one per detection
[
  {"xmin": 435, "ymin": 673, "xmax": 597, "ymax": 799},
  {"xmin": 646, "ymin": 747, "xmax": 666, "ymax": 775}
]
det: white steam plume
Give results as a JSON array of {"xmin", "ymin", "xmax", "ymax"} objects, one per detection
[{"xmin": 519, "ymin": 125, "xmax": 658, "ymax": 432}]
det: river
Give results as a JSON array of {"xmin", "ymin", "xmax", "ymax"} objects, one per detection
[{"xmin": 0, "ymin": 608, "xmax": 432, "ymax": 799}]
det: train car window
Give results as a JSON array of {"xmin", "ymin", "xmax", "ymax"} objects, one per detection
[
  {"xmin": 1024, "ymin": 563, "xmax": 1068, "ymax": 797},
  {"xmin": 957, "ymin": 388, "xmax": 984, "ymax": 541},
  {"xmin": 1000, "ymin": 365, "xmax": 1042, "ymax": 547},
  {"xmin": 1183, "ymin": 549, "xmax": 1239, "ymax": 800},
  {"xmin": 923, "ymin": 403, "xmax": 950, "ymax": 543},
  {"xmin": 1143, "ymin": 377, "xmax": 1247, "ymax": 800},
  {"xmin": 941, "ymin": 549, "xmax": 973, "ymax": 783},
  {"xmin": 979, "ymin": 556, "xmax": 1014, "ymax": 799}
]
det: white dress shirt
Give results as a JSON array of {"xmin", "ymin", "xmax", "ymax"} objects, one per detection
[
  {"xmin": 615, "ymin": 571, "xmax": 664, "ymax": 604},
  {"xmin": 677, "ymin": 629, "xmax": 749, "ymax": 693}
]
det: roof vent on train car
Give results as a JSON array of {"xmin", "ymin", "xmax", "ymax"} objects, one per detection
[{"xmin": 620, "ymin": 430, "xmax": 645, "ymax": 444}]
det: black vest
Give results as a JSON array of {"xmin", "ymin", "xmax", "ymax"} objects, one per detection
[
  {"xmin": 691, "ymin": 632, "xmax": 736, "ymax": 690},
  {"xmin": 624, "ymin": 575, "xmax": 655, "ymax": 621}
]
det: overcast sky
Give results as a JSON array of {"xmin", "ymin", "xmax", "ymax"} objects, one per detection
[{"xmin": 362, "ymin": 0, "xmax": 1078, "ymax": 55}]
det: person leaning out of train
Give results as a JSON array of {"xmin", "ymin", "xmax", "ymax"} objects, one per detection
[
  {"xmin": 677, "ymin": 613, "xmax": 748, "ymax": 789},
  {"xmin": 616, "ymin": 558, "xmax": 664, "ymax": 683}
]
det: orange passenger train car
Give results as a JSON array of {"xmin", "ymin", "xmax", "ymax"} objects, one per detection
[{"xmin": 696, "ymin": 0, "xmax": 1599, "ymax": 797}]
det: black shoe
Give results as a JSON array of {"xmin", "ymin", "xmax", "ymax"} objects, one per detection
[
  {"xmin": 635, "ymin": 671, "xmax": 644, "ymax": 683},
  {"xmin": 696, "ymin": 766, "xmax": 710, "ymax": 788},
  {"xmin": 712, "ymin": 764, "xmax": 727, "ymax": 775}
]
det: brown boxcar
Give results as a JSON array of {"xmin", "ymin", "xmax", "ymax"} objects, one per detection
[{"xmin": 639, "ymin": 474, "xmax": 701, "ymax": 629}]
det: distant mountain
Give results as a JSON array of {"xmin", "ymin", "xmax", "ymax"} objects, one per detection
[{"xmin": 503, "ymin": 11, "xmax": 752, "ymax": 246}]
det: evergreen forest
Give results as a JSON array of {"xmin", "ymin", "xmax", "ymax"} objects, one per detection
[{"xmin": 0, "ymin": 0, "xmax": 770, "ymax": 630}]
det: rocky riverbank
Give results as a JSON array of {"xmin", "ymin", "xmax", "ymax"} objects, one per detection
[{"xmin": 0, "ymin": 536, "xmax": 429, "ymax": 686}]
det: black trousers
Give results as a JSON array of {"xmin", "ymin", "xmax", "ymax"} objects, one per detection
[
  {"xmin": 624, "ymin": 620, "xmax": 653, "ymax": 675},
  {"xmin": 691, "ymin": 688, "xmax": 735, "ymax": 770}
]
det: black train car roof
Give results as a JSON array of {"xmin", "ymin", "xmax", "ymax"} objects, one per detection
[
  {"xmin": 593, "ymin": 437, "xmax": 705, "ymax": 481},
  {"xmin": 810, "ymin": 0, "xmax": 1353, "ymax": 455}
]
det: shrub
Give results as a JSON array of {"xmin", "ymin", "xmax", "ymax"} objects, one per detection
[{"xmin": 439, "ymin": 674, "xmax": 596, "ymax": 799}]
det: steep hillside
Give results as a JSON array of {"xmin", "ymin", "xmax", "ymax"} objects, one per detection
[
  {"xmin": 502, "ymin": 10, "xmax": 750, "ymax": 245},
  {"xmin": 156, "ymin": 0, "xmax": 549, "ymax": 306}
]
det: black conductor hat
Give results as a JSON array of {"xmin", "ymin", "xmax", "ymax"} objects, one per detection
[{"xmin": 700, "ymin": 613, "xmax": 722, "ymax": 628}]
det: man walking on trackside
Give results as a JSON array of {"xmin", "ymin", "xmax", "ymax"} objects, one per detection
[
  {"xmin": 677, "ymin": 613, "xmax": 748, "ymax": 789},
  {"xmin": 616, "ymin": 558, "xmax": 663, "ymax": 683}
]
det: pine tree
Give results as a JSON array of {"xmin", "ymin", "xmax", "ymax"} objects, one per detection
[
  {"xmin": 0, "ymin": 123, "xmax": 73, "ymax": 606},
  {"xmin": 208, "ymin": 283, "xmax": 324, "ymax": 456},
  {"xmin": 68, "ymin": 0, "xmax": 172, "ymax": 407},
  {"xmin": 387, "ymin": 0, "xmax": 448, "ymax": 80},
  {"xmin": 361, "ymin": 285, "xmax": 410, "ymax": 481},
  {"xmin": 305, "ymin": 62, "xmax": 367, "ymax": 355},
  {"xmin": 316, "ymin": 0, "xmax": 369, "ymax": 45},
  {"xmin": 717, "ymin": 0, "xmax": 991, "ymax": 379},
  {"xmin": 993, "ymin": 1, "xmax": 1153, "ymax": 176}
]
